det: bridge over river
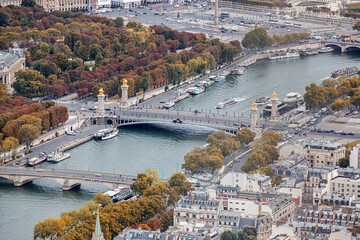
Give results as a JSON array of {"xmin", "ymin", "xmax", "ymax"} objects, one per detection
[
  {"xmin": 91, "ymin": 108, "xmax": 271, "ymax": 134},
  {"xmin": 0, "ymin": 166, "xmax": 141, "ymax": 190}
]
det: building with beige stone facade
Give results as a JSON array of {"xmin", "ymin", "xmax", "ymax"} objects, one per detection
[
  {"xmin": 0, "ymin": 0, "xmax": 22, "ymax": 7},
  {"xmin": 0, "ymin": 44, "xmax": 25, "ymax": 91},
  {"xmin": 35, "ymin": 0, "xmax": 110, "ymax": 12},
  {"xmin": 330, "ymin": 175, "xmax": 360, "ymax": 200},
  {"xmin": 279, "ymin": 139, "xmax": 345, "ymax": 167}
]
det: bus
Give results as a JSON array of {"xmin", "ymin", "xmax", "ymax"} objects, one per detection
[{"xmin": 220, "ymin": 13, "xmax": 230, "ymax": 18}]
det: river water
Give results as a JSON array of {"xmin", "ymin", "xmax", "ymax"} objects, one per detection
[{"xmin": 1, "ymin": 52, "xmax": 360, "ymax": 239}]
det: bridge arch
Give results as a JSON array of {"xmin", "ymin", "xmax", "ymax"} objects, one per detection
[
  {"xmin": 344, "ymin": 46, "xmax": 360, "ymax": 52},
  {"xmin": 324, "ymin": 44, "xmax": 342, "ymax": 52},
  {"xmin": 107, "ymin": 119, "xmax": 113, "ymax": 125}
]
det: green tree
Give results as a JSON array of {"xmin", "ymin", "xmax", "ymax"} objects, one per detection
[
  {"xmin": 242, "ymin": 27, "xmax": 272, "ymax": 49},
  {"xmin": 330, "ymin": 98, "xmax": 347, "ymax": 111},
  {"xmin": 353, "ymin": 21, "xmax": 360, "ymax": 33},
  {"xmin": 93, "ymin": 193, "xmax": 111, "ymax": 207},
  {"xmin": 338, "ymin": 157, "xmax": 349, "ymax": 168},
  {"xmin": 114, "ymin": 17, "xmax": 124, "ymax": 28},
  {"xmin": 56, "ymin": 53, "xmax": 70, "ymax": 72},
  {"xmin": 253, "ymin": 129, "xmax": 281, "ymax": 148},
  {"xmin": 21, "ymin": 0, "xmax": 36, "ymax": 7},
  {"xmin": 40, "ymin": 62, "xmax": 58, "ymax": 78},
  {"xmin": 2, "ymin": 137, "xmax": 19, "ymax": 161},
  {"xmin": 131, "ymin": 169, "xmax": 157, "ymax": 196},
  {"xmin": 19, "ymin": 124, "xmax": 41, "ymax": 148},
  {"xmin": 167, "ymin": 172, "xmax": 193, "ymax": 196},
  {"xmin": 13, "ymin": 69, "xmax": 46, "ymax": 97},
  {"xmin": 0, "ymin": 10, "xmax": 10, "ymax": 27},
  {"xmin": 141, "ymin": 77, "xmax": 149, "ymax": 100},
  {"xmin": 304, "ymin": 83, "xmax": 326, "ymax": 110},
  {"xmin": 206, "ymin": 131, "xmax": 239, "ymax": 156},
  {"xmin": 235, "ymin": 128, "xmax": 255, "ymax": 146}
]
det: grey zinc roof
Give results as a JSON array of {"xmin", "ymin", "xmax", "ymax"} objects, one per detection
[
  {"xmin": 0, "ymin": 51, "xmax": 19, "ymax": 70},
  {"xmin": 176, "ymin": 192, "xmax": 220, "ymax": 211}
]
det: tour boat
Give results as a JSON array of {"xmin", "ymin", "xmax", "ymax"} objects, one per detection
[
  {"xmin": 214, "ymin": 76, "xmax": 226, "ymax": 82},
  {"xmin": 299, "ymin": 48, "xmax": 318, "ymax": 56},
  {"xmin": 269, "ymin": 51, "xmax": 300, "ymax": 60},
  {"xmin": 47, "ymin": 151, "xmax": 71, "ymax": 163},
  {"xmin": 104, "ymin": 187, "xmax": 134, "ymax": 202},
  {"xmin": 203, "ymin": 80, "xmax": 215, "ymax": 88},
  {"xmin": 318, "ymin": 47, "xmax": 334, "ymax": 53},
  {"xmin": 283, "ymin": 92, "xmax": 304, "ymax": 108},
  {"xmin": 254, "ymin": 96, "xmax": 270, "ymax": 105},
  {"xmin": 94, "ymin": 127, "xmax": 119, "ymax": 140},
  {"xmin": 331, "ymin": 66, "xmax": 359, "ymax": 78},
  {"xmin": 163, "ymin": 102, "xmax": 175, "ymax": 109},
  {"xmin": 216, "ymin": 97, "xmax": 239, "ymax": 109},
  {"xmin": 230, "ymin": 67, "xmax": 245, "ymax": 75},
  {"xmin": 27, "ymin": 152, "xmax": 47, "ymax": 166},
  {"xmin": 208, "ymin": 75, "xmax": 217, "ymax": 81},
  {"xmin": 189, "ymin": 87, "xmax": 205, "ymax": 95}
]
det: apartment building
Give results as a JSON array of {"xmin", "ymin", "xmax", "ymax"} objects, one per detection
[
  {"xmin": 330, "ymin": 175, "xmax": 360, "ymax": 200},
  {"xmin": 220, "ymin": 171, "xmax": 272, "ymax": 192}
]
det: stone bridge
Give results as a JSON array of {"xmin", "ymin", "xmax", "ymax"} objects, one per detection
[
  {"xmin": 90, "ymin": 108, "xmax": 268, "ymax": 134},
  {"xmin": 322, "ymin": 41, "xmax": 360, "ymax": 53},
  {"xmin": 0, "ymin": 167, "xmax": 139, "ymax": 190}
]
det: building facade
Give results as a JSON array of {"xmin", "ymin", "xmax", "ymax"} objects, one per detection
[
  {"xmin": 0, "ymin": 44, "xmax": 25, "ymax": 91},
  {"xmin": 0, "ymin": 0, "xmax": 22, "ymax": 7},
  {"xmin": 35, "ymin": 0, "xmax": 110, "ymax": 12},
  {"xmin": 350, "ymin": 143, "xmax": 360, "ymax": 169},
  {"xmin": 220, "ymin": 172, "xmax": 272, "ymax": 192},
  {"xmin": 330, "ymin": 176, "xmax": 360, "ymax": 200}
]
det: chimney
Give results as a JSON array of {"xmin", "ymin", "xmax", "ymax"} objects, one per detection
[
  {"xmin": 204, "ymin": 194, "xmax": 207, "ymax": 201},
  {"xmin": 258, "ymin": 205, "xmax": 262, "ymax": 214},
  {"xmin": 191, "ymin": 193, "xmax": 195, "ymax": 204},
  {"xmin": 211, "ymin": 199, "xmax": 214, "ymax": 206}
]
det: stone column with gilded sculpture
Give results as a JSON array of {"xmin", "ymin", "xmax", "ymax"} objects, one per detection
[
  {"xmin": 96, "ymin": 88, "xmax": 105, "ymax": 117},
  {"xmin": 120, "ymin": 79, "xmax": 129, "ymax": 106},
  {"xmin": 271, "ymin": 91, "xmax": 280, "ymax": 121},
  {"xmin": 250, "ymin": 102, "xmax": 258, "ymax": 131}
]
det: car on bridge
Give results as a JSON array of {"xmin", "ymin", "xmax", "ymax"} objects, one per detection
[{"xmin": 173, "ymin": 118, "xmax": 183, "ymax": 124}]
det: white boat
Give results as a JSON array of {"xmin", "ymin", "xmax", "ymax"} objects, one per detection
[
  {"xmin": 216, "ymin": 97, "xmax": 239, "ymax": 109},
  {"xmin": 27, "ymin": 152, "xmax": 47, "ymax": 166},
  {"xmin": 189, "ymin": 87, "xmax": 205, "ymax": 95},
  {"xmin": 318, "ymin": 47, "xmax": 334, "ymax": 53},
  {"xmin": 104, "ymin": 187, "xmax": 134, "ymax": 202},
  {"xmin": 283, "ymin": 92, "xmax": 304, "ymax": 108},
  {"xmin": 163, "ymin": 102, "xmax": 175, "ymax": 109},
  {"xmin": 47, "ymin": 151, "xmax": 71, "ymax": 163},
  {"xmin": 269, "ymin": 51, "xmax": 300, "ymax": 60},
  {"xmin": 94, "ymin": 128, "xmax": 119, "ymax": 140},
  {"xmin": 299, "ymin": 48, "xmax": 318, "ymax": 56},
  {"xmin": 255, "ymin": 96, "xmax": 270, "ymax": 105},
  {"xmin": 231, "ymin": 67, "xmax": 245, "ymax": 75},
  {"xmin": 214, "ymin": 76, "xmax": 226, "ymax": 82}
]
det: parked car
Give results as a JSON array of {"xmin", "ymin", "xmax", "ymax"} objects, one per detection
[{"xmin": 66, "ymin": 131, "xmax": 76, "ymax": 136}]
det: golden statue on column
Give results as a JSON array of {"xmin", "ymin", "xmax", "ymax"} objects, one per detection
[
  {"xmin": 272, "ymin": 91, "xmax": 277, "ymax": 100},
  {"xmin": 122, "ymin": 79, "xmax": 128, "ymax": 86},
  {"xmin": 98, "ymin": 87, "xmax": 104, "ymax": 96},
  {"xmin": 252, "ymin": 102, "xmax": 257, "ymax": 109}
]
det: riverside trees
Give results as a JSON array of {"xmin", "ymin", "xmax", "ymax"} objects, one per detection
[
  {"xmin": 0, "ymin": 6, "xmax": 241, "ymax": 100},
  {"xmin": 304, "ymin": 76, "xmax": 360, "ymax": 110},
  {"xmin": 34, "ymin": 170, "xmax": 192, "ymax": 239},
  {"xmin": 241, "ymin": 27, "xmax": 309, "ymax": 49}
]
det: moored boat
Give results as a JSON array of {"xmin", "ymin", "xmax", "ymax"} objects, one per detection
[
  {"xmin": 319, "ymin": 47, "xmax": 334, "ymax": 53},
  {"xmin": 27, "ymin": 152, "xmax": 47, "ymax": 166},
  {"xmin": 94, "ymin": 127, "xmax": 119, "ymax": 140},
  {"xmin": 203, "ymin": 80, "xmax": 215, "ymax": 88},
  {"xmin": 163, "ymin": 101, "xmax": 175, "ymax": 109},
  {"xmin": 231, "ymin": 67, "xmax": 245, "ymax": 75},
  {"xmin": 214, "ymin": 76, "xmax": 226, "ymax": 82},
  {"xmin": 216, "ymin": 97, "xmax": 239, "ymax": 109},
  {"xmin": 47, "ymin": 151, "xmax": 71, "ymax": 163},
  {"xmin": 255, "ymin": 96, "xmax": 270, "ymax": 105},
  {"xmin": 104, "ymin": 187, "xmax": 134, "ymax": 202},
  {"xmin": 331, "ymin": 66, "xmax": 359, "ymax": 78},
  {"xmin": 269, "ymin": 51, "xmax": 300, "ymax": 60},
  {"xmin": 189, "ymin": 87, "xmax": 205, "ymax": 95},
  {"xmin": 299, "ymin": 48, "xmax": 318, "ymax": 56}
]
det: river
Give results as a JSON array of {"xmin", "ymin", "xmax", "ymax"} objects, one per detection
[{"xmin": 1, "ymin": 51, "xmax": 360, "ymax": 239}]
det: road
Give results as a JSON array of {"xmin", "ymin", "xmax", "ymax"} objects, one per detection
[{"xmin": 0, "ymin": 166, "xmax": 138, "ymax": 184}]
